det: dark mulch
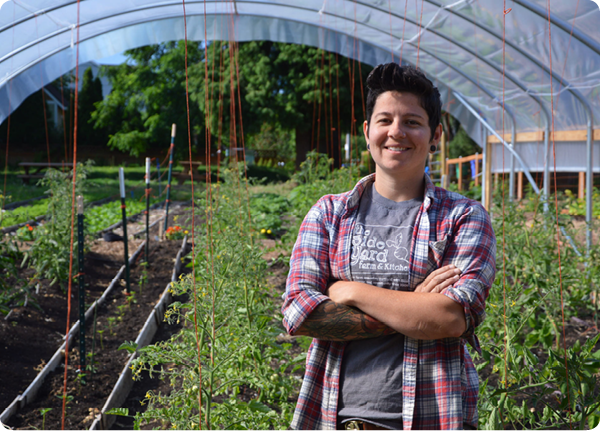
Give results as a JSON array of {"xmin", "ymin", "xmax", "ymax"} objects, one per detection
[
  {"xmin": 0, "ymin": 206, "xmax": 193, "ymax": 430},
  {"xmin": 4, "ymin": 239, "xmax": 182, "ymax": 430}
]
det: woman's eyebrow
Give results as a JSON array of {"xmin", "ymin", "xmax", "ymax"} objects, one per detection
[{"xmin": 374, "ymin": 111, "xmax": 425, "ymax": 119}]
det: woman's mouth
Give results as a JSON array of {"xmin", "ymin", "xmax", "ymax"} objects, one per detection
[{"xmin": 385, "ymin": 146, "xmax": 410, "ymax": 153}]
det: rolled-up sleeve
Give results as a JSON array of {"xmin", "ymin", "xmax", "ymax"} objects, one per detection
[
  {"xmin": 282, "ymin": 200, "xmax": 333, "ymax": 335},
  {"xmin": 440, "ymin": 203, "xmax": 496, "ymax": 341}
]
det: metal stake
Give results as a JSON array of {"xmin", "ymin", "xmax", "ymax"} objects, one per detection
[
  {"xmin": 145, "ymin": 157, "xmax": 151, "ymax": 263},
  {"xmin": 77, "ymin": 195, "xmax": 86, "ymax": 380},
  {"xmin": 119, "ymin": 168, "xmax": 130, "ymax": 293},
  {"xmin": 164, "ymin": 124, "xmax": 176, "ymax": 235}
]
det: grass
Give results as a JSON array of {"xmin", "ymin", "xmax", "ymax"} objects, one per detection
[{"xmin": 0, "ymin": 165, "xmax": 194, "ymax": 228}]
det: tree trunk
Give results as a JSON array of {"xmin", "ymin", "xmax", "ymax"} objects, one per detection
[{"xmin": 295, "ymin": 126, "xmax": 312, "ymax": 170}]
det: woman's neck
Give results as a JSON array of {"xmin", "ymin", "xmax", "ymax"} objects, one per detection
[{"xmin": 373, "ymin": 169, "xmax": 425, "ymax": 202}]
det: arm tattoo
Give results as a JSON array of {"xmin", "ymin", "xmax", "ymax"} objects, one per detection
[{"xmin": 295, "ymin": 300, "xmax": 396, "ymax": 341}]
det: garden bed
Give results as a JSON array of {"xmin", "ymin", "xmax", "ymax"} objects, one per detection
[{"xmin": 2, "ymin": 237, "xmax": 184, "ymax": 430}]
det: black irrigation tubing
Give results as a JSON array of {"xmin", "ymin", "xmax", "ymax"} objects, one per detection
[
  {"xmin": 90, "ymin": 235, "xmax": 190, "ymax": 430},
  {"xmin": 0, "ymin": 195, "xmax": 119, "ymax": 235},
  {"xmin": 0, "ymin": 239, "xmax": 147, "ymax": 426}
]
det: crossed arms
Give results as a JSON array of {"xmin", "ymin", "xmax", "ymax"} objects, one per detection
[{"xmin": 293, "ymin": 265, "xmax": 467, "ymax": 341}]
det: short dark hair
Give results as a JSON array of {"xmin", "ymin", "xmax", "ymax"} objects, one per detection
[{"xmin": 365, "ymin": 63, "xmax": 442, "ymax": 141}]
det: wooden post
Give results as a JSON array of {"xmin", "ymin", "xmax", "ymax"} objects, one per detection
[
  {"xmin": 484, "ymin": 140, "xmax": 492, "ymax": 210},
  {"xmin": 517, "ymin": 171, "xmax": 523, "ymax": 200},
  {"xmin": 474, "ymin": 153, "xmax": 480, "ymax": 187},
  {"xmin": 458, "ymin": 156, "xmax": 463, "ymax": 191},
  {"xmin": 579, "ymin": 171, "xmax": 585, "ymax": 200}
]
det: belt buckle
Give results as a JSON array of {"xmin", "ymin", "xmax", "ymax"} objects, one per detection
[{"xmin": 345, "ymin": 420, "xmax": 363, "ymax": 430}]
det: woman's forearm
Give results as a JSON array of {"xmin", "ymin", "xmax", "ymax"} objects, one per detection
[
  {"xmin": 293, "ymin": 300, "xmax": 396, "ymax": 341},
  {"xmin": 329, "ymin": 281, "xmax": 466, "ymax": 340}
]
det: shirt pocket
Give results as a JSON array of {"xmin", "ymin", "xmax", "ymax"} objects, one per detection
[{"xmin": 428, "ymin": 236, "xmax": 448, "ymax": 270}]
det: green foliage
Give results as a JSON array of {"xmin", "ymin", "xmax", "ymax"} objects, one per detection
[
  {"xmin": 85, "ymin": 198, "xmax": 155, "ymax": 234},
  {"xmin": 563, "ymin": 188, "xmax": 600, "ymax": 219},
  {"xmin": 0, "ymin": 199, "xmax": 48, "ymax": 227},
  {"xmin": 476, "ymin": 194, "xmax": 600, "ymax": 429},
  {"xmin": 79, "ymin": 67, "xmax": 107, "ymax": 147},
  {"xmin": 249, "ymin": 192, "xmax": 290, "ymax": 233},
  {"xmin": 130, "ymin": 169, "xmax": 298, "ymax": 430},
  {"xmin": 246, "ymin": 164, "xmax": 290, "ymax": 184},
  {"xmin": 284, "ymin": 151, "xmax": 360, "ymax": 247},
  {"xmin": 92, "ymin": 42, "xmax": 205, "ymax": 157},
  {"xmin": 0, "ymin": 88, "xmax": 62, "ymax": 152},
  {"xmin": 448, "ymin": 125, "xmax": 480, "ymax": 159},
  {"xmin": 0, "ymin": 234, "xmax": 23, "ymax": 315},
  {"xmin": 23, "ymin": 162, "xmax": 92, "ymax": 288},
  {"xmin": 94, "ymin": 40, "xmax": 371, "ymax": 162},
  {"xmin": 447, "ymin": 180, "xmax": 482, "ymax": 201},
  {"xmin": 246, "ymin": 123, "xmax": 295, "ymax": 161}
]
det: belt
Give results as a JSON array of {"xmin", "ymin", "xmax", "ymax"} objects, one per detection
[
  {"xmin": 337, "ymin": 420, "xmax": 477, "ymax": 431},
  {"xmin": 342, "ymin": 420, "xmax": 390, "ymax": 430}
]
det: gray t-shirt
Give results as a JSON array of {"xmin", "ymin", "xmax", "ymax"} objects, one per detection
[{"xmin": 338, "ymin": 183, "xmax": 422, "ymax": 430}]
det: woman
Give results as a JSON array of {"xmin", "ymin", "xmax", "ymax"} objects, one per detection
[{"xmin": 282, "ymin": 63, "xmax": 496, "ymax": 430}]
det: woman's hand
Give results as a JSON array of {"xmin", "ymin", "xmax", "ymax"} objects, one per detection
[
  {"xmin": 325, "ymin": 280, "xmax": 357, "ymax": 306},
  {"xmin": 414, "ymin": 264, "xmax": 461, "ymax": 293},
  {"xmin": 326, "ymin": 264, "xmax": 460, "ymax": 305}
]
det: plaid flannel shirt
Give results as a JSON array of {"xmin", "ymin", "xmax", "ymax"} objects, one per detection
[{"xmin": 282, "ymin": 174, "xmax": 496, "ymax": 430}]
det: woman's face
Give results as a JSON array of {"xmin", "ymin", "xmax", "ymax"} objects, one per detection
[{"xmin": 364, "ymin": 91, "xmax": 441, "ymax": 181}]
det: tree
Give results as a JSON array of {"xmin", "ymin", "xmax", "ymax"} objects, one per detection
[
  {"xmin": 92, "ymin": 42, "xmax": 205, "ymax": 158},
  {"xmin": 190, "ymin": 41, "xmax": 372, "ymax": 168},
  {"xmin": 78, "ymin": 67, "xmax": 106, "ymax": 147},
  {"xmin": 92, "ymin": 40, "xmax": 372, "ymax": 165}
]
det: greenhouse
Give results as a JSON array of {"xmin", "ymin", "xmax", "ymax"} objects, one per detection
[{"xmin": 0, "ymin": 0, "xmax": 599, "ymax": 430}]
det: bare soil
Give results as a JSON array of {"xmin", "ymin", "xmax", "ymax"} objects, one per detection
[{"xmin": 0, "ymin": 208, "xmax": 192, "ymax": 430}]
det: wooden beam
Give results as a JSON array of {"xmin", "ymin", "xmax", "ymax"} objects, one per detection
[
  {"xmin": 517, "ymin": 171, "xmax": 523, "ymax": 201},
  {"xmin": 487, "ymin": 131, "xmax": 544, "ymax": 143},
  {"xmin": 487, "ymin": 129, "xmax": 600, "ymax": 143},
  {"xmin": 446, "ymin": 153, "xmax": 483, "ymax": 164}
]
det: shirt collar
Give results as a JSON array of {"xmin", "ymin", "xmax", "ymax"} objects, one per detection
[{"xmin": 348, "ymin": 173, "xmax": 436, "ymax": 210}]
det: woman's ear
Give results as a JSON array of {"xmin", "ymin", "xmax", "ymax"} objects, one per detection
[
  {"xmin": 363, "ymin": 120, "xmax": 370, "ymax": 147},
  {"xmin": 431, "ymin": 123, "xmax": 443, "ymax": 144}
]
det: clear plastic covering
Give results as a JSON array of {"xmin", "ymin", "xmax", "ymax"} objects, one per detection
[{"xmin": 0, "ymin": 0, "xmax": 598, "ymax": 173}]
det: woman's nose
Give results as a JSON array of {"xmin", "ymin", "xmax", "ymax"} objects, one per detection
[{"xmin": 387, "ymin": 121, "xmax": 406, "ymax": 139}]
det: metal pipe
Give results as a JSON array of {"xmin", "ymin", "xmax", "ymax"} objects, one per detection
[
  {"xmin": 586, "ymin": 117, "xmax": 593, "ymax": 254},
  {"xmin": 543, "ymin": 121, "xmax": 550, "ymax": 213},
  {"xmin": 454, "ymin": 92, "xmax": 540, "ymax": 195},
  {"xmin": 481, "ymin": 123, "xmax": 487, "ymax": 206}
]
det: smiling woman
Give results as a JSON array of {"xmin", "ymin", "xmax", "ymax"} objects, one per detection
[
  {"xmin": 282, "ymin": 63, "xmax": 497, "ymax": 430},
  {"xmin": 364, "ymin": 91, "xmax": 442, "ymax": 202}
]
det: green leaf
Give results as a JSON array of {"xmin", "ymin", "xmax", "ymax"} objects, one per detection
[
  {"xmin": 106, "ymin": 407, "xmax": 130, "ymax": 417},
  {"xmin": 118, "ymin": 341, "xmax": 138, "ymax": 354},
  {"xmin": 248, "ymin": 400, "xmax": 271, "ymax": 413}
]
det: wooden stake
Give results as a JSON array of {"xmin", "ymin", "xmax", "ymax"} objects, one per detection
[
  {"xmin": 484, "ymin": 139, "xmax": 492, "ymax": 210},
  {"xmin": 517, "ymin": 171, "xmax": 523, "ymax": 201}
]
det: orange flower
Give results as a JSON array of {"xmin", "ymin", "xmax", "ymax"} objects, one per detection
[{"xmin": 27, "ymin": 224, "xmax": 33, "ymax": 231}]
